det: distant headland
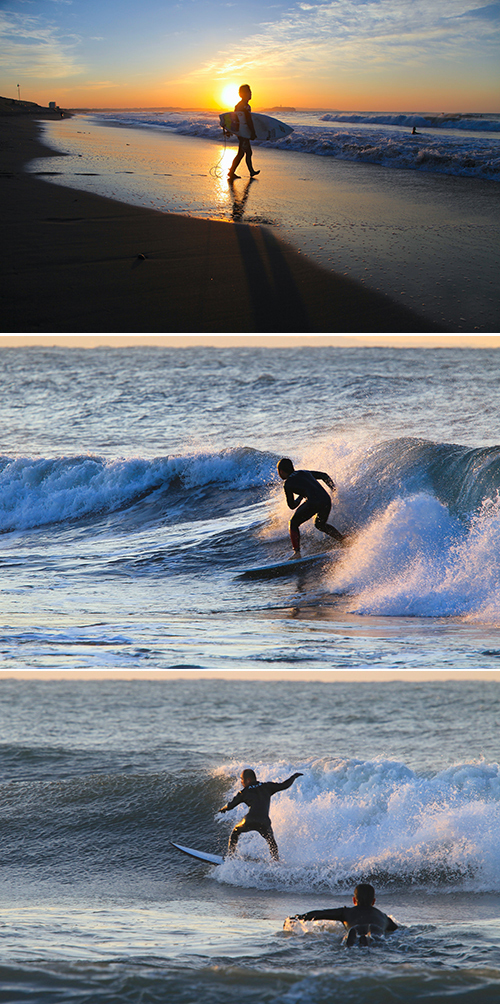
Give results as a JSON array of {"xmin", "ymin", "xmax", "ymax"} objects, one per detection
[{"xmin": 262, "ymin": 106, "xmax": 296, "ymax": 114}]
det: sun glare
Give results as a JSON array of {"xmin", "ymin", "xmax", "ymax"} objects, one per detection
[{"xmin": 220, "ymin": 83, "xmax": 240, "ymax": 108}]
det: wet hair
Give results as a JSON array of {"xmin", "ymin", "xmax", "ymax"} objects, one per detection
[
  {"xmin": 354, "ymin": 883, "xmax": 375, "ymax": 907},
  {"xmin": 239, "ymin": 84, "xmax": 251, "ymax": 97},
  {"xmin": 277, "ymin": 457, "xmax": 294, "ymax": 476},
  {"xmin": 241, "ymin": 768, "xmax": 257, "ymax": 784}
]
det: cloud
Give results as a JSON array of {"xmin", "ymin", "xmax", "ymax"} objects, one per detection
[
  {"xmin": 458, "ymin": 2, "xmax": 500, "ymax": 17},
  {"xmin": 0, "ymin": 11, "xmax": 85, "ymax": 78},
  {"xmin": 191, "ymin": 0, "xmax": 499, "ymax": 79}
]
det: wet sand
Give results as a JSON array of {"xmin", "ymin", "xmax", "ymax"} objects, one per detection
[{"xmin": 2, "ymin": 112, "xmax": 446, "ymax": 334}]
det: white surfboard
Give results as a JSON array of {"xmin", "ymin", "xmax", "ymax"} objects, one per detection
[
  {"xmin": 237, "ymin": 550, "xmax": 336, "ymax": 580},
  {"xmin": 171, "ymin": 841, "xmax": 224, "ymax": 865},
  {"xmin": 219, "ymin": 111, "xmax": 293, "ymax": 142}
]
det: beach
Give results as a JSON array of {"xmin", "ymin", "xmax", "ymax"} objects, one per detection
[{"xmin": 5, "ymin": 107, "xmax": 497, "ymax": 334}]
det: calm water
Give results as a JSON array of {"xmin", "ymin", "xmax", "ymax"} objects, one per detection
[{"xmin": 2, "ymin": 342, "xmax": 500, "ymax": 1001}]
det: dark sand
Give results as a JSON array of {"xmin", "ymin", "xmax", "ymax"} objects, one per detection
[{"xmin": 1, "ymin": 110, "xmax": 443, "ymax": 334}]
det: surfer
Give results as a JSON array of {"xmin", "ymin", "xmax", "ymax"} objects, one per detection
[
  {"xmin": 288, "ymin": 883, "xmax": 398, "ymax": 946},
  {"xmin": 228, "ymin": 85, "xmax": 260, "ymax": 181},
  {"xmin": 277, "ymin": 458, "xmax": 344, "ymax": 555},
  {"xmin": 219, "ymin": 767, "xmax": 303, "ymax": 861}
]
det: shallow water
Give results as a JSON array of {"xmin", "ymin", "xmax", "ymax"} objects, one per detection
[{"xmin": 28, "ymin": 116, "xmax": 500, "ymax": 332}]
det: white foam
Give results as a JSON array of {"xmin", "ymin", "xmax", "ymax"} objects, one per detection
[
  {"xmin": 328, "ymin": 492, "xmax": 500, "ymax": 621},
  {"xmin": 215, "ymin": 758, "xmax": 500, "ymax": 894}
]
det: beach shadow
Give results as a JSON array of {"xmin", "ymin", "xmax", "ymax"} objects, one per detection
[
  {"xmin": 233, "ymin": 223, "xmax": 309, "ymax": 331},
  {"xmin": 228, "ymin": 178, "xmax": 255, "ymax": 222}
]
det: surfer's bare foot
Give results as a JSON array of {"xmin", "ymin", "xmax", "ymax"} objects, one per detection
[
  {"xmin": 250, "ymin": 170, "xmax": 260, "ymax": 177},
  {"xmin": 290, "ymin": 550, "xmax": 301, "ymax": 560},
  {"xmin": 228, "ymin": 172, "xmax": 240, "ymax": 180}
]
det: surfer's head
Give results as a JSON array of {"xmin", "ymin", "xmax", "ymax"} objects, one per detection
[
  {"xmin": 241, "ymin": 768, "xmax": 257, "ymax": 787},
  {"xmin": 239, "ymin": 84, "xmax": 252, "ymax": 100},
  {"xmin": 353, "ymin": 883, "xmax": 376, "ymax": 907},
  {"xmin": 277, "ymin": 457, "xmax": 294, "ymax": 479}
]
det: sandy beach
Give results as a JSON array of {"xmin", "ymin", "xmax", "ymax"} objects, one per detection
[{"xmin": 1, "ymin": 109, "xmax": 447, "ymax": 334}]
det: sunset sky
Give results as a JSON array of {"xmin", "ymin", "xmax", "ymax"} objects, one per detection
[{"xmin": 1, "ymin": 0, "xmax": 498, "ymax": 112}]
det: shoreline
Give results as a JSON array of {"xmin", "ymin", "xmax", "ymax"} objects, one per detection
[{"xmin": 1, "ymin": 113, "xmax": 444, "ymax": 334}]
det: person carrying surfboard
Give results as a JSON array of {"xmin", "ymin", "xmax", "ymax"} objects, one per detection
[
  {"xmin": 219, "ymin": 767, "xmax": 302, "ymax": 861},
  {"xmin": 228, "ymin": 85, "xmax": 260, "ymax": 181},
  {"xmin": 277, "ymin": 458, "xmax": 345, "ymax": 556},
  {"xmin": 287, "ymin": 883, "xmax": 398, "ymax": 946}
]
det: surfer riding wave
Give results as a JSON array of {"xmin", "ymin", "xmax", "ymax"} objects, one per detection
[{"xmin": 219, "ymin": 767, "xmax": 302, "ymax": 861}]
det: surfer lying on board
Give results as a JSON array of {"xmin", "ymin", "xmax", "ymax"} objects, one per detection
[
  {"xmin": 277, "ymin": 458, "xmax": 345, "ymax": 556},
  {"xmin": 219, "ymin": 768, "xmax": 302, "ymax": 861},
  {"xmin": 288, "ymin": 883, "xmax": 398, "ymax": 946},
  {"xmin": 228, "ymin": 85, "xmax": 260, "ymax": 181}
]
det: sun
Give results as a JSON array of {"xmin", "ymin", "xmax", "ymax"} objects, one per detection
[{"xmin": 220, "ymin": 83, "xmax": 240, "ymax": 109}]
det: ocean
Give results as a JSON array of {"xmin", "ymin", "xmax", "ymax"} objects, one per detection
[
  {"xmin": 2, "ymin": 340, "xmax": 500, "ymax": 1001},
  {"xmin": 26, "ymin": 110, "xmax": 500, "ymax": 332}
]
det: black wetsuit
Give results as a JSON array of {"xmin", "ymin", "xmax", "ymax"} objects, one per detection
[
  {"xmin": 221, "ymin": 773, "xmax": 302, "ymax": 860},
  {"xmin": 283, "ymin": 469, "xmax": 344, "ymax": 550},
  {"xmin": 297, "ymin": 906, "xmax": 398, "ymax": 946}
]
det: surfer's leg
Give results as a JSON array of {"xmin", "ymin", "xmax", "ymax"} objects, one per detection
[
  {"xmin": 228, "ymin": 818, "xmax": 246, "ymax": 854},
  {"xmin": 314, "ymin": 502, "xmax": 345, "ymax": 543},
  {"xmin": 228, "ymin": 141, "xmax": 245, "ymax": 179},
  {"xmin": 242, "ymin": 139, "xmax": 260, "ymax": 177},
  {"xmin": 290, "ymin": 501, "xmax": 317, "ymax": 553},
  {"xmin": 258, "ymin": 824, "xmax": 279, "ymax": 861}
]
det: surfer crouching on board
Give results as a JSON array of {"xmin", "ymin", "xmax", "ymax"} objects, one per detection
[
  {"xmin": 288, "ymin": 883, "xmax": 398, "ymax": 946},
  {"xmin": 277, "ymin": 458, "xmax": 345, "ymax": 556},
  {"xmin": 228, "ymin": 85, "xmax": 260, "ymax": 181},
  {"xmin": 219, "ymin": 768, "xmax": 302, "ymax": 861}
]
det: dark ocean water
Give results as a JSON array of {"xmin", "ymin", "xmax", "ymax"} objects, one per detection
[{"xmin": 1, "ymin": 677, "xmax": 500, "ymax": 1002}]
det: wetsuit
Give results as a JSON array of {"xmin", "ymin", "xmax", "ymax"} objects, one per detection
[
  {"xmin": 229, "ymin": 98, "xmax": 257, "ymax": 178},
  {"xmin": 297, "ymin": 905, "xmax": 398, "ymax": 945},
  {"xmin": 283, "ymin": 469, "xmax": 344, "ymax": 551},
  {"xmin": 221, "ymin": 773, "xmax": 302, "ymax": 861}
]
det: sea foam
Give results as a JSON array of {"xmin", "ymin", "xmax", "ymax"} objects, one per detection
[{"xmin": 215, "ymin": 757, "xmax": 500, "ymax": 894}]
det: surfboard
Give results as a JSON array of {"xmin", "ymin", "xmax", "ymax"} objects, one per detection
[
  {"xmin": 237, "ymin": 550, "xmax": 336, "ymax": 580},
  {"xmin": 219, "ymin": 111, "xmax": 293, "ymax": 142},
  {"xmin": 171, "ymin": 841, "xmax": 224, "ymax": 865}
]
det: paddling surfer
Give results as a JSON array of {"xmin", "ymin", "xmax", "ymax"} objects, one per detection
[
  {"xmin": 288, "ymin": 883, "xmax": 398, "ymax": 946},
  {"xmin": 219, "ymin": 768, "xmax": 302, "ymax": 861},
  {"xmin": 228, "ymin": 85, "xmax": 260, "ymax": 181},
  {"xmin": 277, "ymin": 458, "xmax": 344, "ymax": 556}
]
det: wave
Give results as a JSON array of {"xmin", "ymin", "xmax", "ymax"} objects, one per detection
[
  {"xmin": 0, "ymin": 447, "xmax": 276, "ymax": 532},
  {"xmin": 93, "ymin": 110, "xmax": 500, "ymax": 181},
  {"xmin": 214, "ymin": 757, "xmax": 500, "ymax": 895},
  {"xmin": 319, "ymin": 111, "xmax": 500, "ymax": 133},
  {"xmin": 1, "ymin": 438, "xmax": 499, "ymax": 534},
  {"xmin": 3, "ymin": 755, "xmax": 500, "ymax": 893}
]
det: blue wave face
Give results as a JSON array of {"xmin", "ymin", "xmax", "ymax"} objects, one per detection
[{"xmin": 1, "ymin": 439, "xmax": 498, "ymax": 534}]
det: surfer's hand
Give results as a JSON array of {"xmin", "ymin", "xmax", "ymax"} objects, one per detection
[{"xmin": 250, "ymin": 133, "xmax": 257, "ymax": 140}]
